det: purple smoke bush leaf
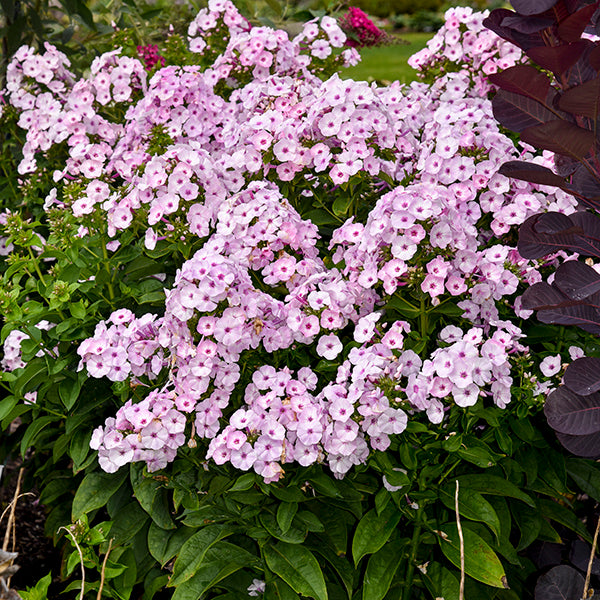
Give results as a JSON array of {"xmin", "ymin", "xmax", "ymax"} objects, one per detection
[
  {"xmin": 563, "ymin": 356, "xmax": 600, "ymax": 394},
  {"xmin": 534, "ymin": 565, "xmax": 585, "ymax": 600},
  {"xmin": 544, "ymin": 385, "xmax": 600, "ymax": 434}
]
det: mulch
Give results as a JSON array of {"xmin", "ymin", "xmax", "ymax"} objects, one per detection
[{"xmin": 0, "ymin": 460, "xmax": 59, "ymax": 594}]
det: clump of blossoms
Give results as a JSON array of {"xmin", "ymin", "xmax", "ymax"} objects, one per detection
[
  {"xmin": 408, "ymin": 6, "xmax": 523, "ymax": 95},
  {"xmin": 1, "ymin": 1, "xmax": 576, "ymax": 481},
  {"xmin": 137, "ymin": 44, "xmax": 166, "ymax": 71},
  {"xmin": 338, "ymin": 7, "xmax": 391, "ymax": 48}
]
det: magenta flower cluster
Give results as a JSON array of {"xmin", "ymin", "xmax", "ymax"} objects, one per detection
[
  {"xmin": 137, "ymin": 44, "xmax": 166, "ymax": 71},
  {"xmin": 338, "ymin": 7, "xmax": 388, "ymax": 48},
  {"xmin": 1, "ymin": 1, "xmax": 577, "ymax": 481}
]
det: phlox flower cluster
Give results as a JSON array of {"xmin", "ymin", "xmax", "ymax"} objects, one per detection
[
  {"xmin": 1, "ymin": 320, "xmax": 54, "ymax": 372},
  {"xmin": 407, "ymin": 324, "xmax": 524, "ymax": 413},
  {"xmin": 2, "ymin": 330, "xmax": 30, "ymax": 371},
  {"xmin": 1, "ymin": 2, "xmax": 575, "ymax": 481},
  {"xmin": 90, "ymin": 389, "xmax": 187, "ymax": 473},
  {"xmin": 76, "ymin": 310, "xmax": 164, "ymax": 382},
  {"xmin": 6, "ymin": 43, "xmax": 145, "ymax": 176},
  {"xmin": 338, "ymin": 7, "xmax": 389, "ymax": 48},
  {"xmin": 205, "ymin": 330, "xmax": 411, "ymax": 480},
  {"xmin": 408, "ymin": 6, "xmax": 523, "ymax": 95},
  {"xmin": 187, "ymin": 1, "xmax": 354, "ymax": 79}
]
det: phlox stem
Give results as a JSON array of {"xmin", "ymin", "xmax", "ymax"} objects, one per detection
[
  {"xmin": 419, "ymin": 298, "xmax": 428, "ymax": 340},
  {"xmin": 402, "ymin": 507, "xmax": 423, "ymax": 600},
  {"xmin": 101, "ymin": 239, "xmax": 116, "ymax": 303},
  {"xmin": 455, "ymin": 481, "xmax": 465, "ymax": 600},
  {"xmin": 27, "ymin": 248, "xmax": 46, "ymax": 285}
]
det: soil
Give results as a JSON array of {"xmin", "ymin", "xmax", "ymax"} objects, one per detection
[{"xmin": 0, "ymin": 460, "xmax": 59, "ymax": 594}]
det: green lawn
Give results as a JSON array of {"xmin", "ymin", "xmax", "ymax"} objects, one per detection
[{"xmin": 341, "ymin": 32, "xmax": 434, "ymax": 84}]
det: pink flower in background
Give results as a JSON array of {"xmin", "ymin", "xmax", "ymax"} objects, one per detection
[
  {"xmin": 338, "ymin": 7, "xmax": 389, "ymax": 48},
  {"xmin": 137, "ymin": 44, "xmax": 165, "ymax": 71}
]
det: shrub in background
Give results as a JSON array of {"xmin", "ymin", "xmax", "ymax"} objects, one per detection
[
  {"xmin": 3, "ymin": 2, "xmax": 600, "ymax": 599},
  {"xmin": 348, "ymin": 0, "xmax": 444, "ymax": 19}
]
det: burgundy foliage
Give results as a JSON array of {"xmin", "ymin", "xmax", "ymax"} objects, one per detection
[
  {"xmin": 485, "ymin": 0, "xmax": 600, "ymax": 459},
  {"xmin": 534, "ymin": 565, "xmax": 585, "ymax": 600}
]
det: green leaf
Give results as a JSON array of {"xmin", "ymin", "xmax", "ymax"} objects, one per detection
[
  {"xmin": 384, "ymin": 295, "xmax": 420, "ymax": 319},
  {"xmin": 362, "ymin": 537, "xmax": 406, "ymax": 600},
  {"xmin": 109, "ymin": 501, "xmax": 149, "ymax": 545},
  {"xmin": 424, "ymin": 563, "xmax": 460, "ymax": 600},
  {"xmin": 228, "ymin": 473, "xmax": 257, "ymax": 492},
  {"xmin": 537, "ymin": 498, "xmax": 592, "ymax": 543},
  {"xmin": 0, "ymin": 396, "xmax": 18, "ymax": 421},
  {"xmin": 147, "ymin": 522, "xmax": 196, "ymax": 566},
  {"xmin": 72, "ymin": 470, "xmax": 128, "ymax": 520},
  {"xmin": 310, "ymin": 544, "xmax": 354, "ymax": 599},
  {"xmin": 277, "ymin": 502, "xmax": 298, "ymax": 534},
  {"xmin": 566, "ymin": 458, "xmax": 600, "ymax": 503},
  {"xmin": 131, "ymin": 465, "xmax": 175, "ymax": 529},
  {"xmin": 143, "ymin": 568, "xmax": 169, "ymax": 600},
  {"xmin": 264, "ymin": 0, "xmax": 283, "ymax": 16},
  {"xmin": 439, "ymin": 523, "xmax": 507, "ymax": 588},
  {"xmin": 456, "ymin": 446, "xmax": 497, "ymax": 468},
  {"xmin": 58, "ymin": 372, "xmax": 84, "ymax": 410},
  {"xmin": 69, "ymin": 428, "xmax": 91, "ymax": 471},
  {"xmin": 69, "ymin": 300, "xmax": 86, "ymax": 319},
  {"xmin": 171, "ymin": 542, "xmax": 254, "ymax": 600},
  {"xmin": 494, "ymin": 428, "xmax": 513, "ymax": 455},
  {"xmin": 430, "ymin": 301, "xmax": 463, "ymax": 317},
  {"xmin": 13, "ymin": 358, "xmax": 47, "ymax": 397},
  {"xmin": 18, "ymin": 571, "xmax": 52, "ymax": 600},
  {"xmin": 352, "ymin": 503, "xmax": 401, "ymax": 565},
  {"xmin": 112, "ymin": 546, "xmax": 137, "ymax": 598},
  {"xmin": 260, "ymin": 511, "xmax": 306, "ymax": 543},
  {"xmin": 374, "ymin": 488, "xmax": 391, "ymax": 514},
  {"xmin": 263, "ymin": 541, "xmax": 328, "ymax": 600},
  {"xmin": 513, "ymin": 505, "xmax": 542, "ymax": 551},
  {"xmin": 439, "ymin": 485, "xmax": 501, "ymax": 540},
  {"xmin": 307, "ymin": 473, "xmax": 342, "ymax": 498},
  {"xmin": 295, "ymin": 510, "xmax": 324, "ymax": 533},
  {"xmin": 265, "ymin": 579, "xmax": 300, "ymax": 600},
  {"xmin": 332, "ymin": 196, "xmax": 352, "ymax": 217},
  {"xmin": 169, "ymin": 524, "xmax": 235, "ymax": 586},
  {"xmin": 318, "ymin": 505, "xmax": 350, "ymax": 556},
  {"xmin": 20, "ymin": 415, "xmax": 56, "ymax": 455},
  {"xmin": 455, "ymin": 474, "xmax": 535, "ymax": 507}
]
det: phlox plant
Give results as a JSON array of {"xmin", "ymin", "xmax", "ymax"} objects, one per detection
[{"xmin": 2, "ymin": 2, "xmax": 600, "ymax": 599}]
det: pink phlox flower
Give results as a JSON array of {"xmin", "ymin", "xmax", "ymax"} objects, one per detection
[{"xmin": 540, "ymin": 354, "xmax": 562, "ymax": 378}]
